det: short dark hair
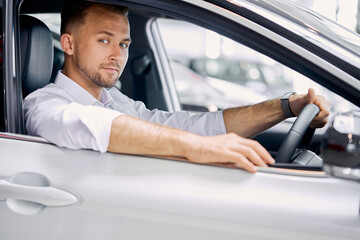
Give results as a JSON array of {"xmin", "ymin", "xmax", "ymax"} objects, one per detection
[{"xmin": 60, "ymin": 0, "xmax": 129, "ymax": 35}]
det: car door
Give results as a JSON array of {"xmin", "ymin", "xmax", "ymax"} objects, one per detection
[
  {"xmin": 2, "ymin": 133, "xmax": 360, "ymax": 240},
  {"xmin": 1, "ymin": 0, "xmax": 360, "ymax": 239}
]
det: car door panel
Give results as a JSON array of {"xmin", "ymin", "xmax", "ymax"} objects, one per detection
[{"xmin": 1, "ymin": 135, "xmax": 359, "ymax": 240}]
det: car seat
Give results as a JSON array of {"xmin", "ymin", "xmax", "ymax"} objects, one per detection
[{"xmin": 20, "ymin": 15, "xmax": 53, "ymax": 98}]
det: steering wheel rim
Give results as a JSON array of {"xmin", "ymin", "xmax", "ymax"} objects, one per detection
[{"xmin": 275, "ymin": 104, "xmax": 320, "ymax": 163}]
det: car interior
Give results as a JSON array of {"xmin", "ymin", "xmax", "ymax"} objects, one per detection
[
  {"xmin": 20, "ymin": 15, "xmax": 53, "ymax": 99},
  {"xmin": 19, "ymin": 0, "xmax": 171, "ymax": 110},
  {"xmin": 0, "ymin": 0, "xmax": 338, "ymax": 172}
]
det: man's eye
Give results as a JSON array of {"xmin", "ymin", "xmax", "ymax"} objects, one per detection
[
  {"xmin": 120, "ymin": 43, "xmax": 129, "ymax": 48},
  {"xmin": 99, "ymin": 39, "xmax": 109, "ymax": 44}
]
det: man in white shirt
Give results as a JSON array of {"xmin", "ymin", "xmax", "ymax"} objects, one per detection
[{"xmin": 24, "ymin": 0, "xmax": 330, "ymax": 173}]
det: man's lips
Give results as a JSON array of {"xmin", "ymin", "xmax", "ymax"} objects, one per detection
[{"xmin": 102, "ymin": 67, "xmax": 120, "ymax": 74}]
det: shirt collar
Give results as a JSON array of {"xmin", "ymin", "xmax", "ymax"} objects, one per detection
[{"xmin": 54, "ymin": 71, "xmax": 115, "ymax": 109}]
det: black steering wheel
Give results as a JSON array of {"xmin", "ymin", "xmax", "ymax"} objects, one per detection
[{"xmin": 275, "ymin": 104, "xmax": 320, "ymax": 163}]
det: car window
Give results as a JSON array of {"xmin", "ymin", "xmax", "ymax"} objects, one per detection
[
  {"xmin": 17, "ymin": 11, "xmax": 359, "ymax": 171},
  {"xmin": 154, "ymin": 18, "xmax": 360, "ymax": 170},
  {"xmin": 156, "ymin": 18, "xmax": 358, "ymax": 115},
  {"xmin": 29, "ymin": 14, "xmax": 359, "ymax": 116}
]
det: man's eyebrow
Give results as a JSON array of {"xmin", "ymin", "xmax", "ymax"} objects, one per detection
[
  {"xmin": 124, "ymin": 37, "xmax": 132, "ymax": 43},
  {"xmin": 96, "ymin": 30, "xmax": 115, "ymax": 36},
  {"xmin": 96, "ymin": 30, "xmax": 132, "ymax": 42}
]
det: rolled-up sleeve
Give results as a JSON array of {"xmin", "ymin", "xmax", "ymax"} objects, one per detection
[{"xmin": 25, "ymin": 93, "xmax": 121, "ymax": 153}]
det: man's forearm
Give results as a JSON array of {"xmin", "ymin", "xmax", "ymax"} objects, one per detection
[
  {"xmin": 223, "ymin": 98, "xmax": 286, "ymax": 138},
  {"xmin": 108, "ymin": 115, "xmax": 196, "ymax": 156},
  {"xmin": 107, "ymin": 114, "xmax": 275, "ymax": 173}
]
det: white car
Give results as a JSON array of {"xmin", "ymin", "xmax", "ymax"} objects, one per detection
[{"xmin": 0, "ymin": 0, "xmax": 359, "ymax": 239}]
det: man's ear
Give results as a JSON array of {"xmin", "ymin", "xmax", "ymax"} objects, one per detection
[{"xmin": 60, "ymin": 33, "xmax": 74, "ymax": 55}]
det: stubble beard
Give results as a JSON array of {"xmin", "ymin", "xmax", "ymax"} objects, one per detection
[{"xmin": 76, "ymin": 58, "xmax": 119, "ymax": 89}]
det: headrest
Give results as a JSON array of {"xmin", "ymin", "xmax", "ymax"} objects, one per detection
[{"xmin": 20, "ymin": 15, "xmax": 53, "ymax": 97}]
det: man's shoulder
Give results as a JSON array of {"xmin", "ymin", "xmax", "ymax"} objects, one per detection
[
  {"xmin": 27, "ymin": 83, "xmax": 58, "ymax": 94},
  {"xmin": 24, "ymin": 83, "xmax": 72, "ymax": 105}
]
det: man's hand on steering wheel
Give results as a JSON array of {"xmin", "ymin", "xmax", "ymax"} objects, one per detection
[{"xmin": 289, "ymin": 88, "xmax": 331, "ymax": 128}]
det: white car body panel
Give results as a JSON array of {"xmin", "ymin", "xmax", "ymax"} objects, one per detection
[{"xmin": 0, "ymin": 137, "xmax": 359, "ymax": 239}]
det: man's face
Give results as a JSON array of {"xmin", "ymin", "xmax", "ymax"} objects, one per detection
[{"xmin": 72, "ymin": 6, "xmax": 131, "ymax": 88}]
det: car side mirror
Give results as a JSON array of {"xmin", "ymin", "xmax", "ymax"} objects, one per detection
[{"xmin": 323, "ymin": 110, "xmax": 360, "ymax": 181}]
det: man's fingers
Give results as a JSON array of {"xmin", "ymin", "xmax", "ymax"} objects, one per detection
[
  {"xmin": 239, "ymin": 139, "xmax": 275, "ymax": 165},
  {"xmin": 232, "ymin": 145, "xmax": 268, "ymax": 167},
  {"xmin": 251, "ymin": 140, "xmax": 275, "ymax": 165},
  {"xmin": 306, "ymin": 88, "xmax": 315, "ymax": 103},
  {"xmin": 310, "ymin": 115, "xmax": 329, "ymax": 128},
  {"xmin": 232, "ymin": 153, "xmax": 258, "ymax": 173},
  {"xmin": 317, "ymin": 110, "xmax": 329, "ymax": 121},
  {"xmin": 310, "ymin": 94, "xmax": 330, "ymax": 128},
  {"xmin": 201, "ymin": 149, "xmax": 258, "ymax": 173},
  {"xmin": 290, "ymin": 89, "xmax": 330, "ymax": 129},
  {"xmin": 315, "ymin": 96, "xmax": 330, "ymax": 114},
  {"xmin": 188, "ymin": 134, "xmax": 274, "ymax": 173}
]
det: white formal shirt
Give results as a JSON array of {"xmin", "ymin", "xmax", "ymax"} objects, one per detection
[{"xmin": 24, "ymin": 71, "xmax": 226, "ymax": 153}]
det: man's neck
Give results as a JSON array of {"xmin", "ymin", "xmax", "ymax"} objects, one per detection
[{"xmin": 62, "ymin": 65, "xmax": 103, "ymax": 101}]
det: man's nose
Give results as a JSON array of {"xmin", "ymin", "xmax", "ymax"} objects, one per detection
[{"xmin": 109, "ymin": 44, "xmax": 124, "ymax": 62}]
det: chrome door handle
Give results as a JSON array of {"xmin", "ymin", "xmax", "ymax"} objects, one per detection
[{"xmin": 0, "ymin": 179, "xmax": 77, "ymax": 207}]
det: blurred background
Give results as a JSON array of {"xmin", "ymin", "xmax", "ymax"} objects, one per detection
[
  {"xmin": 156, "ymin": 0, "xmax": 360, "ymax": 113},
  {"xmin": 290, "ymin": 0, "xmax": 359, "ymax": 33}
]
